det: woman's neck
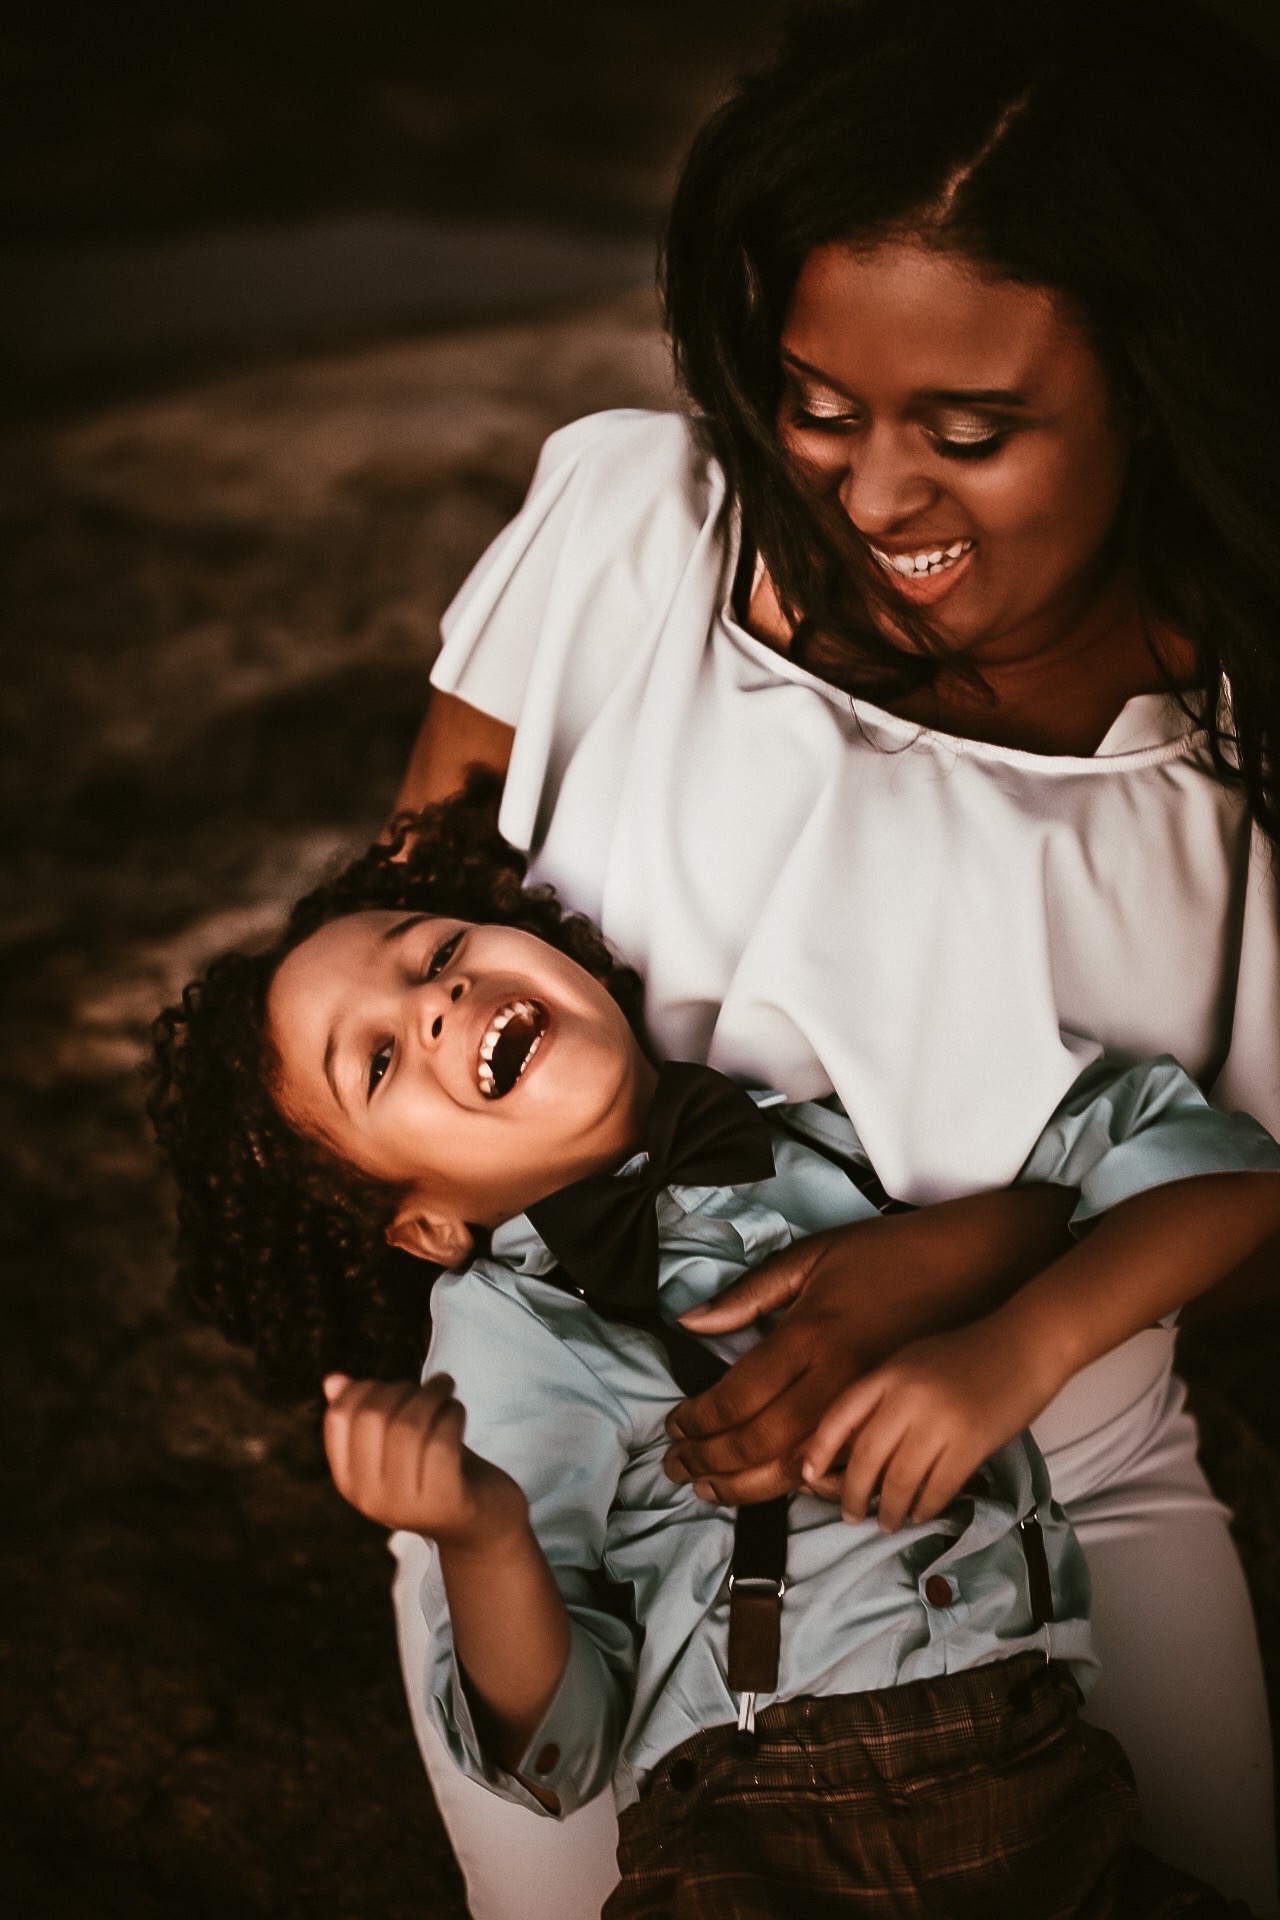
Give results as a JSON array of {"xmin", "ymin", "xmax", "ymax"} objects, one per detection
[{"xmin": 745, "ymin": 559, "xmax": 1200, "ymax": 758}]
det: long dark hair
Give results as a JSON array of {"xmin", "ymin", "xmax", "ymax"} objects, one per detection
[
  {"xmin": 662, "ymin": 0, "xmax": 1280, "ymax": 837},
  {"xmin": 148, "ymin": 772, "xmax": 647, "ymax": 1401}
]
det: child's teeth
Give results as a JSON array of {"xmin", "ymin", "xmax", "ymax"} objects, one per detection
[
  {"xmin": 476, "ymin": 1000, "xmax": 539, "ymax": 1095},
  {"xmin": 516, "ymin": 1031, "xmax": 543, "ymax": 1081}
]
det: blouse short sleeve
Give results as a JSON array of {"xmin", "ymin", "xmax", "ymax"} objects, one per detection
[{"xmin": 431, "ymin": 408, "xmax": 718, "ymax": 859}]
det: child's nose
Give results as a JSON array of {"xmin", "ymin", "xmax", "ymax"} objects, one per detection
[{"xmin": 416, "ymin": 974, "xmax": 466, "ymax": 1046}]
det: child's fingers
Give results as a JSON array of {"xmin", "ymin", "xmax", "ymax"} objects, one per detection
[
  {"xmin": 325, "ymin": 1377, "xmax": 448, "ymax": 1502},
  {"xmin": 875, "ymin": 1433, "xmax": 948, "ymax": 1533},
  {"xmin": 837, "ymin": 1405, "xmax": 909, "ymax": 1521},
  {"xmin": 801, "ymin": 1376, "xmax": 884, "ymax": 1484},
  {"xmin": 340, "ymin": 1381, "xmax": 419, "ymax": 1498},
  {"xmin": 909, "ymin": 1447, "xmax": 976, "ymax": 1526}
]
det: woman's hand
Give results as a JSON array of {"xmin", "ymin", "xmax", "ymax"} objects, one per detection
[
  {"xmin": 323, "ymin": 1372, "xmax": 527, "ymax": 1550},
  {"xmin": 663, "ymin": 1185, "xmax": 1076, "ymax": 1504},
  {"xmin": 800, "ymin": 1314, "xmax": 1064, "ymax": 1530}
]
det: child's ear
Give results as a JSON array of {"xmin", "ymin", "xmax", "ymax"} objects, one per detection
[{"xmin": 386, "ymin": 1202, "xmax": 475, "ymax": 1268}]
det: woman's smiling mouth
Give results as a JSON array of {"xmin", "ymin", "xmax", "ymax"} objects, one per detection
[
  {"xmin": 477, "ymin": 999, "xmax": 549, "ymax": 1098},
  {"xmin": 867, "ymin": 537, "xmax": 976, "ymax": 606}
]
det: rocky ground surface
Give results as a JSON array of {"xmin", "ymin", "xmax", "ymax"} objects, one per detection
[{"xmin": 4, "ymin": 292, "xmax": 1280, "ymax": 1917}]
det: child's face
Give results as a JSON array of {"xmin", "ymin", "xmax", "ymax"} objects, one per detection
[{"xmin": 267, "ymin": 912, "xmax": 654, "ymax": 1264}]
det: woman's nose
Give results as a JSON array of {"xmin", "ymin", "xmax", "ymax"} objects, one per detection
[{"xmin": 837, "ymin": 428, "xmax": 935, "ymax": 536}]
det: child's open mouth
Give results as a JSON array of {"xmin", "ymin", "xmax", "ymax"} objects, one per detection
[{"xmin": 476, "ymin": 999, "xmax": 549, "ymax": 1099}]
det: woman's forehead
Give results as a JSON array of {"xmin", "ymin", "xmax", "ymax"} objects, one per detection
[{"xmin": 783, "ymin": 240, "xmax": 1086, "ymax": 397}]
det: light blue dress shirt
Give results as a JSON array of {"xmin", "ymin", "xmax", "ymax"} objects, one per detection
[{"xmin": 416, "ymin": 1057, "xmax": 1280, "ymax": 1816}]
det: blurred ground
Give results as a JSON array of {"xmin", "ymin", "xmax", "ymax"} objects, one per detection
[{"xmin": 0, "ymin": 295, "xmax": 673, "ymax": 1918}]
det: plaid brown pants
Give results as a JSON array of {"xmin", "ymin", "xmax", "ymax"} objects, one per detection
[{"xmin": 603, "ymin": 1656, "xmax": 1255, "ymax": 1920}]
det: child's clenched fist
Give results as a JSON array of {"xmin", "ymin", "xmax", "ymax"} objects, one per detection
[{"xmin": 322, "ymin": 1373, "xmax": 529, "ymax": 1550}]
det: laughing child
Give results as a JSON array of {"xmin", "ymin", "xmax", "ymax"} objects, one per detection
[{"xmin": 150, "ymin": 774, "xmax": 1277, "ymax": 1917}]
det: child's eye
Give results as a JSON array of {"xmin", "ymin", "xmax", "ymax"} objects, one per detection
[
  {"xmin": 367, "ymin": 1043, "xmax": 393, "ymax": 1097},
  {"xmin": 424, "ymin": 929, "xmax": 465, "ymax": 981}
]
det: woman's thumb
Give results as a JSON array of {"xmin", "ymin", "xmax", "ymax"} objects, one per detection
[{"xmin": 679, "ymin": 1254, "xmax": 802, "ymax": 1330}]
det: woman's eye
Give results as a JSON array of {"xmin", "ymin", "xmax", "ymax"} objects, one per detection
[
  {"xmin": 791, "ymin": 400, "xmax": 857, "ymax": 431},
  {"xmin": 424, "ymin": 929, "xmax": 465, "ymax": 981},
  {"xmin": 367, "ymin": 1043, "xmax": 393, "ymax": 1097},
  {"xmin": 928, "ymin": 417, "xmax": 1011, "ymax": 461}
]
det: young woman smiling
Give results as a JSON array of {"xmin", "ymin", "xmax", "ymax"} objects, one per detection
[{"xmin": 386, "ymin": 3, "xmax": 1280, "ymax": 1915}]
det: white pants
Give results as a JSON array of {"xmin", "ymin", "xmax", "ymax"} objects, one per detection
[{"xmin": 390, "ymin": 1333, "xmax": 1277, "ymax": 1919}]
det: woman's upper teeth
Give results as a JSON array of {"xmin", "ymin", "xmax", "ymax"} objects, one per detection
[{"xmin": 871, "ymin": 538, "xmax": 973, "ymax": 577}]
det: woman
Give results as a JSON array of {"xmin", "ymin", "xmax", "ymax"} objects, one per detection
[{"xmin": 389, "ymin": 2, "xmax": 1280, "ymax": 1914}]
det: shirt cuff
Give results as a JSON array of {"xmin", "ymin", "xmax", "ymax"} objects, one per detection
[
  {"xmin": 513, "ymin": 1623, "xmax": 626, "ymax": 1813},
  {"xmin": 428, "ymin": 1622, "xmax": 623, "ymax": 1819}
]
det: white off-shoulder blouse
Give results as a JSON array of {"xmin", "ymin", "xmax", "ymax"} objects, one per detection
[{"xmin": 431, "ymin": 408, "xmax": 1280, "ymax": 1209}]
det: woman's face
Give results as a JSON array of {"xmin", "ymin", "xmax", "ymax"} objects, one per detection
[{"xmin": 776, "ymin": 239, "xmax": 1132, "ymax": 655}]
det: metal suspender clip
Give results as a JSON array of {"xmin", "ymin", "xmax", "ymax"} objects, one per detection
[{"xmin": 727, "ymin": 1496, "xmax": 789, "ymax": 1734}]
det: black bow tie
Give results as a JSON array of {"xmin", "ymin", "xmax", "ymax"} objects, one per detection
[{"xmin": 526, "ymin": 1061, "xmax": 775, "ymax": 1331}]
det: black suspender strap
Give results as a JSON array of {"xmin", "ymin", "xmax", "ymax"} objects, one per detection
[
  {"xmin": 545, "ymin": 1265, "xmax": 789, "ymax": 1727},
  {"xmin": 1019, "ymin": 1514, "xmax": 1054, "ymax": 1631}
]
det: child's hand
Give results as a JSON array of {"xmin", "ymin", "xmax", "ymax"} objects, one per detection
[
  {"xmin": 323, "ymin": 1373, "xmax": 528, "ymax": 1551},
  {"xmin": 799, "ymin": 1314, "xmax": 1061, "ymax": 1531}
]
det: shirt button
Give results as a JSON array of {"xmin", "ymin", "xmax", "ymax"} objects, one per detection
[
  {"xmin": 924, "ymin": 1575, "xmax": 954, "ymax": 1609},
  {"xmin": 533, "ymin": 1743, "xmax": 560, "ymax": 1775}
]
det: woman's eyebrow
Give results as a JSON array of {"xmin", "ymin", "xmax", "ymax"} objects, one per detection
[
  {"xmin": 917, "ymin": 386, "xmax": 1029, "ymax": 407},
  {"xmin": 782, "ymin": 350, "xmax": 1029, "ymax": 410},
  {"xmin": 780, "ymin": 349, "xmax": 853, "ymax": 394}
]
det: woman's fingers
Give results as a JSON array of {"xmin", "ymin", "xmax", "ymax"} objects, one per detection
[
  {"xmin": 686, "ymin": 1454, "xmax": 809, "ymax": 1506},
  {"xmin": 677, "ymin": 1243, "xmax": 816, "ymax": 1333},
  {"xmin": 665, "ymin": 1318, "xmax": 811, "ymax": 1444},
  {"xmin": 665, "ymin": 1370, "xmax": 818, "ymax": 1483}
]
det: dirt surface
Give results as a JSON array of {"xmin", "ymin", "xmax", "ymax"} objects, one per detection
[
  {"xmin": 0, "ymin": 296, "xmax": 672, "ymax": 1918},
  {"xmin": 4, "ymin": 291, "xmax": 1280, "ymax": 1918}
]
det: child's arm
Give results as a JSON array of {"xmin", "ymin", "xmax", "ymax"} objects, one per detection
[
  {"xmin": 323, "ymin": 1374, "xmax": 570, "ymax": 1774},
  {"xmin": 803, "ymin": 1169, "xmax": 1280, "ymax": 1529}
]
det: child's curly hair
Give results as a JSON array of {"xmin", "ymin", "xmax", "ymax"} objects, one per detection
[{"xmin": 148, "ymin": 769, "xmax": 647, "ymax": 1402}]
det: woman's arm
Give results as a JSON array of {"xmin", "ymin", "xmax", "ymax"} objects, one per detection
[
  {"xmin": 801, "ymin": 1169, "xmax": 1280, "ymax": 1529},
  {"xmin": 394, "ymin": 688, "xmax": 514, "ymax": 816},
  {"xmin": 323, "ymin": 1373, "xmax": 569, "ymax": 1772}
]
